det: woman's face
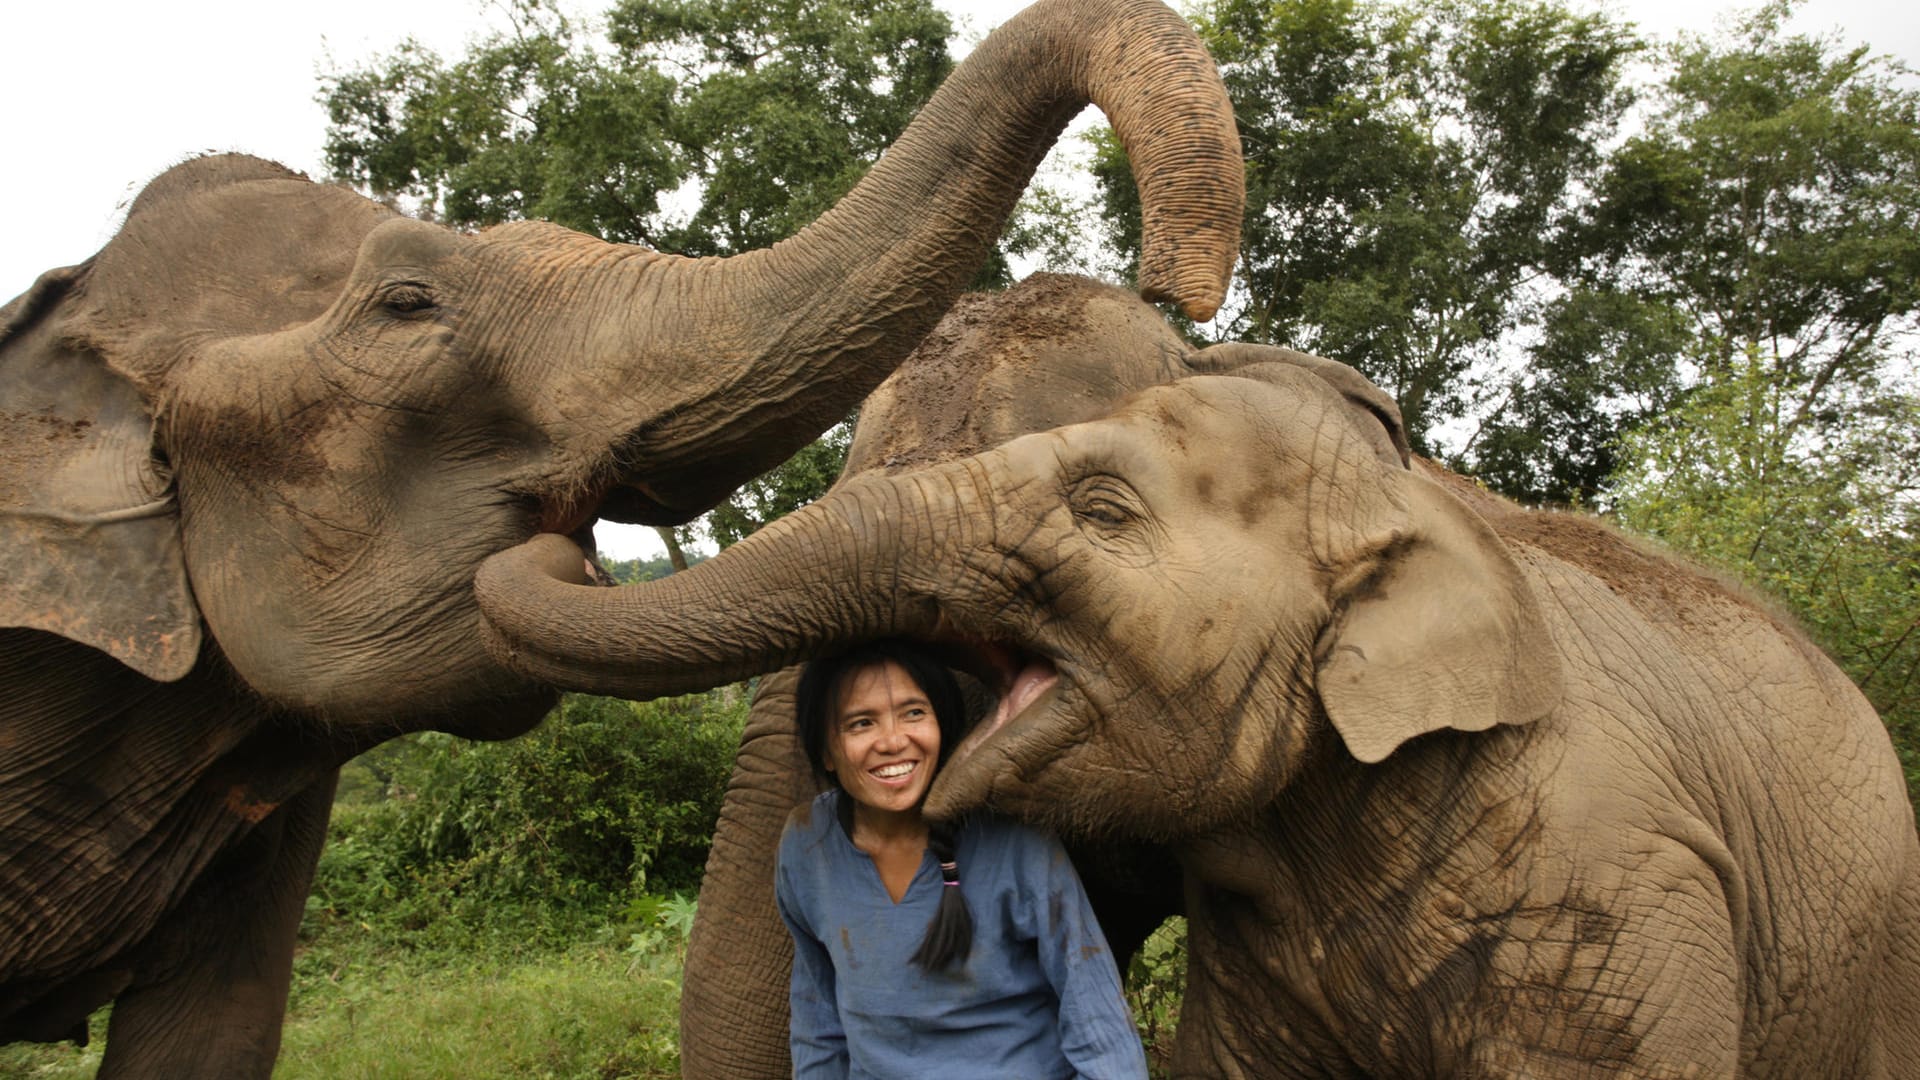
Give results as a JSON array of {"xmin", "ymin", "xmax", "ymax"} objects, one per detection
[{"xmin": 825, "ymin": 659, "xmax": 942, "ymax": 817}]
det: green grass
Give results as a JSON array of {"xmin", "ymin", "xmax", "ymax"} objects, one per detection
[
  {"xmin": 0, "ymin": 918, "xmax": 689, "ymax": 1080},
  {"xmin": 276, "ymin": 939, "xmax": 683, "ymax": 1079},
  {"xmin": 0, "ymin": 1026, "xmax": 103, "ymax": 1078},
  {"xmin": 4, "ymin": 914, "xmax": 1190, "ymax": 1079}
]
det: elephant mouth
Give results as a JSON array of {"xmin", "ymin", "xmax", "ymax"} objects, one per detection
[
  {"xmin": 933, "ymin": 634, "xmax": 1062, "ymax": 770},
  {"xmin": 530, "ymin": 499, "xmax": 617, "ymax": 586},
  {"xmin": 597, "ymin": 480, "xmax": 696, "ymax": 527}
]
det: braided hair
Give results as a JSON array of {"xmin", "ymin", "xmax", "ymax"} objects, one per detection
[{"xmin": 795, "ymin": 639, "xmax": 975, "ymax": 972}]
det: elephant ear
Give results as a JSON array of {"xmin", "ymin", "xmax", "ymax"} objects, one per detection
[
  {"xmin": 0, "ymin": 262, "xmax": 201, "ymax": 680},
  {"xmin": 1189, "ymin": 342, "xmax": 1412, "ymax": 468},
  {"xmin": 1314, "ymin": 468, "xmax": 1561, "ymax": 764}
]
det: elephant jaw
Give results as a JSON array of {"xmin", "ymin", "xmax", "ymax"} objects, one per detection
[{"xmin": 916, "ymin": 627, "xmax": 1081, "ymax": 823}]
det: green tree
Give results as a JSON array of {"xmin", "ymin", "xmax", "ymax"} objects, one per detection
[
  {"xmin": 1466, "ymin": 285, "xmax": 1690, "ymax": 505},
  {"xmin": 1482, "ymin": 0, "xmax": 1920, "ymax": 504},
  {"xmin": 1091, "ymin": 0, "xmax": 1637, "ymax": 454},
  {"xmin": 321, "ymin": 0, "xmax": 949, "ymax": 547},
  {"xmin": 318, "ymin": 690, "xmax": 750, "ymax": 945},
  {"xmin": 701, "ymin": 420, "xmax": 852, "ymax": 548},
  {"xmin": 323, "ymin": 0, "xmax": 953, "ymax": 253}
]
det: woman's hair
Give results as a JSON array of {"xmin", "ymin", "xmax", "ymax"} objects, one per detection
[{"xmin": 794, "ymin": 639, "xmax": 975, "ymax": 972}]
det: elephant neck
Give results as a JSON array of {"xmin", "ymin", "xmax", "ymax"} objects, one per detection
[{"xmin": 1172, "ymin": 727, "xmax": 1549, "ymax": 1071}]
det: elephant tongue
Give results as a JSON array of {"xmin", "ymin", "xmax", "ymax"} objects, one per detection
[
  {"xmin": 946, "ymin": 654, "xmax": 1057, "ymax": 769},
  {"xmin": 988, "ymin": 658, "xmax": 1059, "ymax": 737},
  {"xmin": 566, "ymin": 521, "xmax": 616, "ymax": 586}
]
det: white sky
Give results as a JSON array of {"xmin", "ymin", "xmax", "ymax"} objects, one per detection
[{"xmin": 4, "ymin": 0, "xmax": 1914, "ymax": 559}]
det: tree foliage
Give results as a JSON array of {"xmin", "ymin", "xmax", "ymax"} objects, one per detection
[
  {"xmin": 700, "ymin": 420, "xmax": 852, "ymax": 549},
  {"xmin": 1479, "ymin": 0, "xmax": 1920, "ymax": 503},
  {"xmin": 319, "ymin": 691, "xmax": 748, "ymax": 946},
  {"xmin": 1092, "ymin": 0, "xmax": 1637, "ymax": 454},
  {"xmin": 1601, "ymin": 3, "xmax": 1920, "ymax": 789},
  {"xmin": 322, "ymin": 0, "xmax": 953, "ymax": 254}
]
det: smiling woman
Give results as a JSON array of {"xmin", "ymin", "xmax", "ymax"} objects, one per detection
[{"xmin": 776, "ymin": 639, "xmax": 1145, "ymax": 1079}]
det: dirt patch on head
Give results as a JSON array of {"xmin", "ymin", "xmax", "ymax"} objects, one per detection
[
  {"xmin": 845, "ymin": 274, "xmax": 1187, "ymax": 478},
  {"xmin": 846, "ymin": 290, "xmax": 1020, "ymax": 475}
]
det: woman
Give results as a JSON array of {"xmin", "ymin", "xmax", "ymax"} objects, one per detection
[{"xmin": 774, "ymin": 639, "xmax": 1148, "ymax": 1079}]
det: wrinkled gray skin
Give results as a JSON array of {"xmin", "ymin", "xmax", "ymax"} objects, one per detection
[
  {"xmin": 0, "ymin": 2, "xmax": 1243, "ymax": 1073},
  {"xmin": 481, "ymin": 282, "xmax": 1920, "ymax": 1077}
]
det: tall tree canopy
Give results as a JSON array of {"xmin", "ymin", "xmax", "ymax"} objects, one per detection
[
  {"xmin": 324, "ymin": 0, "xmax": 953, "ymax": 255},
  {"xmin": 1602, "ymin": 3, "xmax": 1920, "ymax": 777},
  {"xmin": 1477, "ymin": 0, "xmax": 1920, "ymax": 503},
  {"xmin": 1091, "ymin": 0, "xmax": 1638, "ymax": 454}
]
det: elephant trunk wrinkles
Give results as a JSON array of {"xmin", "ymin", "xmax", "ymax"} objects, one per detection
[
  {"xmin": 580, "ymin": 0, "xmax": 1240, "ymax": 518},
  {"xmin": 474, "ymin": 468, "xmax": 972, "ymax": 696}
]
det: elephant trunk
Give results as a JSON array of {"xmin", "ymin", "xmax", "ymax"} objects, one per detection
[
  {"xmin": 574, "ymin": 0, "xmax": 1240, "ymax": 520},
  {"xmin": 677, "ymin": 667, "xmax": 814, "ymax": 1077},
  {"xmin": 474, "ymin": 467, "xmax": 977, "ymax": 696}
]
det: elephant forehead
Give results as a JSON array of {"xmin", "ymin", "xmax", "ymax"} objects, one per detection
[
  {"xmin": 351, "ymin": 216, "xmax": 469, "ymax": 273},
  {"xmin": 1104, "ymin": 378, "xmax": 1304, "ymax": 461},
  {"xmin": 843, "ymin": 275, "xmax": 1190, "ymax": 476}
]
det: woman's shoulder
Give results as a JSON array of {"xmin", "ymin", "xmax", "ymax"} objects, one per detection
[
  {"xmin": 962, "ymin": 808, "xmax": 1054, "ymax": 843},
  {"xmin": 779, "ymin": 790, "xmax": 843, "ymax": 854},
  {"xmin": 783, "ymin": 789, "xmax": 838, "ymax": 829}
]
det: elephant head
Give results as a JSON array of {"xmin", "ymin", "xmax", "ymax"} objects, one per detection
[
  {"xmin": 476, "ymin": 359, "xmax": 1554, "ymax": 830},
  {"xmin": 670, "ymin": 272, "xmax": 1220, "ymax": 1074},
  {"xmin": 0, "ymin": 0, "xmax": 1241, "ymax": 736}
]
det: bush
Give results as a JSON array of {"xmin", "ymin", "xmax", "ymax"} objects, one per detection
[
  {"xmin": 1125, "ymin": 917, "xmax": 1187, "ymax": 1077},
  {"xmin": 309, "ymin": 689, "xmax": 748, "ymax": 948}
]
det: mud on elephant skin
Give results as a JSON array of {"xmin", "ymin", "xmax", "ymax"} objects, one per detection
[
  {"xmin": 0, "ymin": 2, "xmax": 1242, "ymax": 1074},
  {"xmin": 483, "ymin": 291, "xmax": 1920, "ymax": 1077}
]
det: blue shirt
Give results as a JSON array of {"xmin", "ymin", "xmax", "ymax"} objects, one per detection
[{"xmin": 775, "ymin": 790, "xmax": 1148, "ymax": 1080}]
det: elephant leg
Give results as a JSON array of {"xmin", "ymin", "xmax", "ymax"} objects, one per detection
[
  {"xmin": 682, "ymin": 668, "xmax": 819, "ymax": 1079},
  {"xmin": 97, "ymin": 771, "xmax": 337, "ymax": 1080}
]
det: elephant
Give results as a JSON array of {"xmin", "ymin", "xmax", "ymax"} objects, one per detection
[
  {"xmin": 0, "ymin": 0, "xmax": 1244, "ymax": 1073},
  {"xmin": 693, "ymin": 271, "xmax": 1272, "ymax": 1074},
  {"xmin": 479, "ymin": 282, "xmax": 1920, "ymax": 1077}
]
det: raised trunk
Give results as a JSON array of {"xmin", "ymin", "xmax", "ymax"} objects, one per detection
[{"xmin": 574, "ymin": 0, "xmax": 1240, "ymax": 519}]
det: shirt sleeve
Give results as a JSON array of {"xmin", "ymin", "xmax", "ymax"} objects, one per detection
[
  {"xmin": 776, "ymin": 828, "xmax": 850, "ymax": 1080},
  {"xmin": 1019, "ymin": 828, "xmax": 1150, "ymax": 1080}
]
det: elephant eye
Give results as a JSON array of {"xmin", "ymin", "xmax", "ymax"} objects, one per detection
[
  {"xmin": 379, "ymin": 282, "xmax": 436, "ymax": 314},
  {"xmin": 1069, "ymin": 476, "xmax": 1143, "ymax": 530}
]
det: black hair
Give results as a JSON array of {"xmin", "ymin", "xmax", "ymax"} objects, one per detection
[{"xmin": 794, "ymin": 639, "xmax": 975, "ymax": 972}]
